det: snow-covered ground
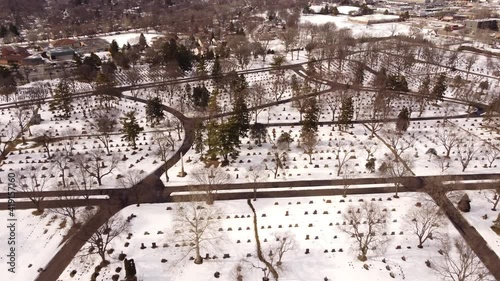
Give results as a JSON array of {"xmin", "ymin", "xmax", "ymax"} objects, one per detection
[
  {"xmin": 300, "ymin": 14, "xmax": 411, "ymax": 38},
  {"xmin": 58, "ymin": 193, "xmax": 469, "ymax": 281},
  {"xmin": 0, "ymin": 207, "xmax": 97, "ymax": 281},
  {"xmin": 449, "ymin": 190, "xmax": 500, "ymax": 255},
  {"xmin": 99, "ymin": 32, "xmax": 163, "ymax": 47}
]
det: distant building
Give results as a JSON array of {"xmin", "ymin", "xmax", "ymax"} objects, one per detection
[
  {"xmin": 0, "ymin": 46, "xmax": 30, "ymax": 65},
  {"xmin": 51, "ymin": 38, "xmax": 81, "ymax": 49},
  {"xmin": 22, "ymin": 54, "xmax": 46, "ymax": 65},
  {"xmin": 47, "ymin": 48, "xmax": 76, "ymax": 61},
  {"xmin": 465, "ymin": 18, "xmax": 500, "ymax": 31}
]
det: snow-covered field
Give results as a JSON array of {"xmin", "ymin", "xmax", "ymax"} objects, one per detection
[
  {"xmin": 300, "ymin": 14, "xmax": 411, "ymax": 38},
  {"xmin": 99, "ymin": 32, "xmax": 163, "ymax": 47},
  {"xmin": 58, "ymin": 193, "xmax": 469, "ymax": 281},
  {"xmin": 450, "ymin": 190, "xmax": 500, "ymax": 254},
  {"xmin": 0, "ymin": 207, "xmax": 96, "ymax": 281}
]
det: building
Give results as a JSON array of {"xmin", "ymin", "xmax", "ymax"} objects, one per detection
[
  {"xmin": 465, "ymin": 18, "xmax": 500, "ymax": 31},
  {"xmin": 0, "ymin": 46, "xmax": 30, "ymax": 65},
  {"xmin": 51, "ymin": 38, "xmax": 81, "ymax": 49},
  {"xmin": 47, "ymin": 48, "xmax": 76, "ymax": 61}
]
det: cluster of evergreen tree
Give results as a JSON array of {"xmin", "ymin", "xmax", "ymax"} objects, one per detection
[
  {"xmin": 0, "ymin": 24, "xmax": 20, "ymax": 38},
  {"xmin": 194, "ymin": 75, "xmax": 250, "ymax": 166},
  {"xmin": 161, "ymin": 38, "xmax": 195, "ymax": 73}
]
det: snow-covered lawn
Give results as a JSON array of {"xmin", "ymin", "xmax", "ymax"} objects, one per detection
[
  {"xmin": 59, "ymin": 193, "xmax": 465, "ymax": 281},
  {"xmin": 449, "ymin": 189, "xmax": 500, "ymax": 255},
  {"xmin": 99, "ymin": 32, "xmax": 163, "ymax": 47},
  {"xmin": 300, "ymin": 14, "xmax": 411, "ymax": 38},
  {"xmin": 0, "ymin": 208, "xmax": 96, "ymax": 281}
]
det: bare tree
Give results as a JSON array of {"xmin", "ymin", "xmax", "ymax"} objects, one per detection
[
  {"xmin": 405, "ymin": 202, "xmax": 446, "ymax": 248},
  {"xmin": 91, "ymin": 108, "xmax": 119, "ymax": 155},
  {"xmin": 483, "ymin": 146, "xmax": 499, "ymax": 168},
  {"xmin": 34, "ymin": 127, "xmax": 55, "ymax": 159},
  {"xmin": 338, "ymin": 201, "xmax": 389, "ymax": 261},
  {"xmin": 434, "ymin": 237, "xmax": 491, "ymax": 281},
  {"xmin": 457, "ymin": 138, "xmax": 479, "ymax": 172},
  {"xmin": 332, "ymin": 140, "xmax": 355, "ymax": 177},
  {"xmin": 248, "ymin": 83, "xmax": 268, "ymax": 122},
  {"xmin": 247, "ymin": 164, "xmax": 265, "ymax": 201},
  {"xmin": 379, "ymin": 154, "xmax": 414, "ymax": 198},
  {"xmin": 75, "ymin": 149, "xmax": 120, "ymax": 186},
  {"xmin": 16, "ymin": 164, "xmax": 53, "ymax": 214},
  {"xmin": 0, "ymin": 122, "xmax": 20, "ymax": 158},
  {"xmin": 247, "ymin": 199, "xmax": 279, "ymax": 280},
  {"xmin": 80, "ymin": 214, "xmax": 129, "ymax": 263},
  {"xmin": 383, "ymin": 128, "xmax": 416, "ymax": 160},
  {"xmin": 191, "ymin": 166, "xmax": 229, "ymax": 204},
  {"xmin": 152, "ymin": 131, "xmax": 176, "ymax": 182},
  {"xmin": 279, "ymin": 28, "xmax": 298, "ymax": 60},
  {"xmin": 300, "ymin": 131, "xmax": 318, "ymax": 165},
  {"xmin": 484, "ymin": 185, "xmax": 500, "ymax": 211},
  {"xmin": 269, "ymin": 138, "xmax": 288, "ymax": 179},
  {"xmin": 52, "ymin": 186, "xmax": 80, "ymax": 227},
  {"xmin": 437, "ymin": 123, "xmax": 463, "ymax": 158},
  {"xmin": 172, "ymin": 194, "xmax": 222, "ymax": 264}
]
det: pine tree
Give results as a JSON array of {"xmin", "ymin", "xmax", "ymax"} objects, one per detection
[
  {"xmin": 230, "ymin": 92, "xmax": 250, "ymax": 138},
  {"xmin": 211, "ymin": 55, "xmax": 223, "ymax": 88},
  {"xmin": 302, "ymin": 98, "xmax": 320, "ymax": 136},
  {"xmin": 139, "ymin": 33, "xmax": 148, "ymax": 49},
  {"xmin": 218, "ymin": 119, "xmax": 240, "ymax": 166},
  {"xmin": 193, "ymin": 121, "xmax": 205, "ymax": 155},
  {"xmin": 250, "ymin": 123, "xmax": 267, "ymax": 146},
  {"xmin": 120, "ymin": 111, "xmax": 143, "ymax": 149},
  {"xmin": 50, "ymin": 79, "xmax": 73, "ymax": 118},
  {"xmin": 191, "ymin": 84, "xmax": 210, "ymax": 109},
  {"xmin": 396, "ymin": 106, "xmax": 410, "ymax": 133},
  {"xmin": 109, "ymin": 40, "xmax": 119, "ymax": 58},
  {"xmin": 205, "ymin": 120, "xmax": 220, "ymax": 160},
  {"xmin": 145, "ymin": 96, "xmax": 164, "ymax": 127},
  {"xmin": 339, "ymin": 97, "xmax": 354, "ymax": 131},
  {"xmin": 431, "ymin": 73, "xmax": 447, "ymax": 101}
]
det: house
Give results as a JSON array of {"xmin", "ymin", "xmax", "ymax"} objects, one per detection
[
  {"xmin": 51, "ymin": 38, "xmax": 81, "ymax": 49},
  {"xmin": 0, "ymin": 46, "xmax": 30, "ymax": 65}
]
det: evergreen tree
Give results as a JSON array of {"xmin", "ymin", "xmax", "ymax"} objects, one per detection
[
  {"xmin": 139, "ymin": 33, "xmax": 148, "ymax": 49},
  {"xmin": 250, "ymin": 123, "xmax": 267, "ymax": 146},
  {"xmin": 50, "ymin": 79, "xmax": 73, "ymax": 118},
  {"xmin": 176, "ymin": 45, "xmax": 194, "ymax": 73},
  {"xmin": 339, "ymin": 97, "xmax": 354, "ymax": 131},
  {"xmin": 95, "ymin": 73, "xmax": 119, "ymax": 109},
  {"xmin": 120, "ymin": 111, "xmax": 143, "ymax": 149},
  {"xmin": 193, "ymin": 121, "xmax": 205, "ymax": 155},
  {"xmin": 418, "ymin": 75, "xmax": 431, "ymax": 96},
  {"xmin": 191, "ymin": 84, "xmax": 210, "ymax": 109},
  {"xmin": 331, "ymin": 6, "xmax": 339, "ymax": 15},
  {"xmin": 218, "ymin": 120, "xmax": 240, "ymax": 166},
  {"xmin": 431, "ymin": 73, "xmax": 447, "ymax": 101},
  {"xmin": 109, "ymin": 40, "xmax": 119, "ymax": 58},
  {"xmin": 396, "ymin": 106, "xmax": 411, "ymax": 133},
  {"xmin": 145, "ymin": 96, "xmax": 164, "ymax": 127},
  {"xmin": 386, "ymin": 75, "xmax": 408, "ymax": 92},
  {"xmin": 373, "ymin": 67, "xmax": 387, "ymax": 89},
  {"xmin": 230, "ymin": 92, "xmax": 250, "ymax": 138},
  {"xmin": 205, "ymin": 120, "xmax": 220, "ymax": 160},
  {"xmin": 211, "ymin": 55, "xmax": 223, "ymax": 88},
  {"xmin": 277, "ymin": 132, "xmax": 293, "ymax": 150},
  {"xmin": 302, "ymin": 98, "xmax": 320, "ymax": 136}
]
